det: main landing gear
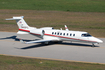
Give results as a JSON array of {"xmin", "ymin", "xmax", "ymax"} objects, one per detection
[{"xmin": 41, "ymin": 41, "xmax": 52, "ymax": 45}]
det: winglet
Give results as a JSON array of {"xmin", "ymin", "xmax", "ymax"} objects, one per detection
[
  {"xmin": 65, "ymin": 25, "xmax": 69, "ymax": 31},
  {"xmin": 19, "ymin": 38, "xmax": 25, "ymax": 44}
]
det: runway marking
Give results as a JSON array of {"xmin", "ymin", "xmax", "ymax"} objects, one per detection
[{"xmin": 0, "ymin": 54, "xmax": 105, "ymax": 65}]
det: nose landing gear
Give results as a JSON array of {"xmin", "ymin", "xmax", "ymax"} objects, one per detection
[
  {"xmin": 92, "ymin": 43, "xmax": 99, "ymax": 47},
  {"xmin": 92, "ymin": 43, "xmax": 95, "ymax": 47}
]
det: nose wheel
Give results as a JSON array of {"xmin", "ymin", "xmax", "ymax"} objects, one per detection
[{"xmin": 92, "ymin": 43, "xmax": 95, "ymax": 47}]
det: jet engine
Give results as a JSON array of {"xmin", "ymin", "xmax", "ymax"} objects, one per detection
[{"xmin": 30, "ymin": 29, "xmax": 45, "ymax": 38}]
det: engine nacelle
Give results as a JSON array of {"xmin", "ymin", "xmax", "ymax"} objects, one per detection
[
  {"xmin": 30, "ymin": 29, "xmax": 45, "ymax": 38},
  {"xmin": 40, "ymin": 27, "xmax": 54, "ymax": 30}
]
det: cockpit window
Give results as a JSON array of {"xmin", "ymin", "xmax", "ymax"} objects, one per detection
[{"xmin": 81, "ymin": 33, "xmax": 91, "ymax": 37}]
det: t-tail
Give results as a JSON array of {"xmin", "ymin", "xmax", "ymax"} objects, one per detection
[{"xmin": 6, "ymin": 16, "xmax": 35, "ymax": 34}]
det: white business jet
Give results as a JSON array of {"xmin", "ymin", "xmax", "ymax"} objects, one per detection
[{"xmin": 6, "ymin": 16, "xmax": 103, "ymax": 47}]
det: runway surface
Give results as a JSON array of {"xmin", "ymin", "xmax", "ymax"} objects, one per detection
[{"xmin": 0, "ymin": 32, "xmax": 105, "ymax": 64}]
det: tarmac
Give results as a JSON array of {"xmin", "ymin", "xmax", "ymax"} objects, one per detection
[{"xmin": 0, "ymin": 32, "xmax": 105, "ymax": 64}]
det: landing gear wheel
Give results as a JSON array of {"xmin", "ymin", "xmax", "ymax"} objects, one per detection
[
  {"xmin": 59, "ymin": 41, "xmax": 62, "ymax": 44},
  {"xmin": 92, "ymin": 43, "xmax": 95, "ymax": 47},
  {"xmin": 41, "ymin": 41, "xmax": 52, "ymax": 45},
  {"xmin": 44, "ymin": 42, "xmax": 49, "ymax": 45}
]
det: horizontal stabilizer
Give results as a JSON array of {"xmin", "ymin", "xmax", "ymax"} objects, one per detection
[
  {"xmin": 6, "ymin": 16, "xmax": 24, "ymax": 20},
  {"xmin": 6, "ymin": 18, "xmax": 15, "ymax": 20}
]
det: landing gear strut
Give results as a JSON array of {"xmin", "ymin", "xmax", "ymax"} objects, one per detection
[
  {"xmin": 44, "ymin": 41, "xmax": 49, "ymax": 45},
  {"xmin": 41, "ymin": 42, "xmax": 49, "ymax": 45},
  {"xmin": 43, "ymin": 41, "xmax": 52, "ymax": 45},
  {"xmin": 92, "ymin": 43, "xmax": 95, "ymax": 47}
]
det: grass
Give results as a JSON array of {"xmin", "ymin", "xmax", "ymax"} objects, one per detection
[
  {"xmin": 0, "ymin": 0, "xmax": 105, "ymax": 12},
  {"xmin": 0, "ymin": 0, "xmax": 105, "ymax": 37},
  {"xmin": 0, "ymin": 10, "xmax": 105, "ymax": 37},
  {"xmin": 0, "ymin": 55, "xmax": 105, "ymax": 70}
]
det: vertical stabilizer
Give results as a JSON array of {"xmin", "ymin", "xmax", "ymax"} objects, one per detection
[
  {"xmin": 6, "ymin": 16, "xmax": 29, "ymax": 29},
  {"xmin": 6, "ymin": 16, "xmax": 32, "ymax": 34}
]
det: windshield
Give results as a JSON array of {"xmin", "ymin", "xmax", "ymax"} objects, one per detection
[{"xmin": 81, "ymin": 33, "xmax": 92, "ymax": 37}]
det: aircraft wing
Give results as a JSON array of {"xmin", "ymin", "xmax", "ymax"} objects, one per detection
[{"xmin": 19, "ymin": 38, "xmax": 58, "ymax": 44}]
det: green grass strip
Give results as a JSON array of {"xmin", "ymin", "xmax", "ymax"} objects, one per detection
[
  {"xmin": 0, "ymin": 0, "xmax": 105, "ymax": 12},
  {"xmin": 0, "ymin": 55, "xmax": 105, "ymax": 70}
]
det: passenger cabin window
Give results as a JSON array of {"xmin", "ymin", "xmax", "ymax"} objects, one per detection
[
  {"xmin": 60, "ymin": 33, "xmax": 62, "ymax": 35},
  {"xmin": 81, "ymin": 33, "xmax": 91, "ymax": 37},
  {"xmin": 57, "ymin": 32, "xmax": 59, "ymax": 35},
  {"xmin": 52, "ymin": 32, "xmax": 54, "ymax": 34},
  {"xmin": 73, "ymin": 34, "xmax": 75, "ymax": 36},
  {"xmin": 63, "ymin": 33, "xmax": 65, "ymax": 35},
  {"xmin": 55, "ymin": 32, "xmax": 56, "ymax": 35},
  {"xmin": 70, "ymin": 34, "xmax": 72, "ymax": 36},
  {"xmin": 67, "ymin": 33, "xmax": 68, "ymax": 36}
]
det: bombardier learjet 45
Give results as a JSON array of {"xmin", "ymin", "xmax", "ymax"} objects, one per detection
[{"xmin": 6, "ymin": 16, "xmax": 103, "ymax": 47}]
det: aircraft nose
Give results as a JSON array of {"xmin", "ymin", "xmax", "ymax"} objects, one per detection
[
  {"xmin": 97, "ymin": 39, "xmax": 103, "ymax": 43},
  {"xmin": 89, "ymin": 37, "xmax": 103, "ymax": 43},
  {"xmin": 93, "ymin": 37, "xmax": 103, "ymax": 43}
]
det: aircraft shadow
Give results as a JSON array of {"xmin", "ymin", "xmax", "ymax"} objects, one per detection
[
  {"xmin": 20, "ymin": 42, "xmax": 55, "ymax": 49},
  {"xmin": 59, "ymin": 42, "xmax": 99, "ymax": 47},
  {"xmin": 19, "ymin": 42, "xmax": 99, "ymax": 50},
  {"xmin": 20, "ymin": 44, "xmax": 47, "ymax": 49},
  {"xmin": 19, "ymin": 42, "xmax": 55, "ymax": 49},
  {"xmin": 0, "ymin": 35, "xmax": 99, "ymax": 49},
  {"xmin": 0, "ymin": 36, "xmax": 19, "ymax": 41},
  {"xmin": 0, "ymin": 35, "xmax": 33, "ymax": 41}
]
